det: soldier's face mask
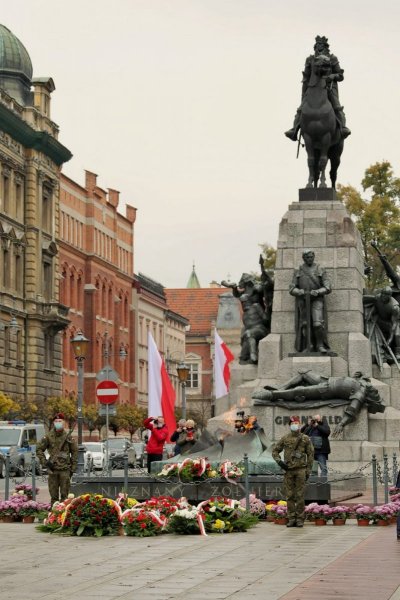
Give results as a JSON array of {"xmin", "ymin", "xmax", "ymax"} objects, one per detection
[
  {"xmin": 54, "ymin": 420, "xmax": 64, "ymax": 431},
  {"xmin": 290, "ymin": 424, "xmax": 300, "ymax": 432}
]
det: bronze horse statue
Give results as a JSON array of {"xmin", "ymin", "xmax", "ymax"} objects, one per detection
[{"xmin": 299, "ymin": 54, "xmax": 344, "ymax": 188}]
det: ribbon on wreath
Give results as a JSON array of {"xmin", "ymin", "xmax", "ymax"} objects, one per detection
[{"xmin": 219, "ymin": 460, "xmax": 240, "ymax": 484}]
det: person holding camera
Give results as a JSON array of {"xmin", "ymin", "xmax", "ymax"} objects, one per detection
[
  {"xmin": 272, "ymin": 415, "xmax": 314, "ymax": 527},
  {"xmin": 170, "ymin": 419, "xmax": 187, "ymax": 455},
  {"xmin": 176, "ymin": 419, "xmax": 198, "ymax": 455},
  {"xmin": 37, "ymin": 413, "xmax": 78, "ymax": 506},
  {"xmin": 143, "ymin": 416, "xmax": 168, "ymax": 472},
  {"xmin": 301, "ymin": 414, "xmax": 331, "ymax": 476}
]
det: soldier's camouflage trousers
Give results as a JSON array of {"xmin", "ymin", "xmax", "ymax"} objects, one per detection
[
  {"xmin": 48, "ymin": 470, "xmax": 71, "ymax": 506},
  {"xmin": 283, "ymin": 468, "xmax": 307, "ymax": 523}
]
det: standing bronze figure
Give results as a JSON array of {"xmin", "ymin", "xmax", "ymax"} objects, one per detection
[
  {"xmin": 289, "ymin": 250, "xmax": 331, "ymax": 354},
  {"xmin": 285, "ymin": 36, "xmax": 350, "ymax": 188}
]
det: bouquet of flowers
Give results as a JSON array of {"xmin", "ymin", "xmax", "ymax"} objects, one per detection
[
  {"xmin": 200, "ymin": 497, "xmax": 258, "ymax": 533},
  {"xmin": 219, "ymin": 460, "xmax": 244, "ymax": 482},
  {"xmin": 166, "ymin": 506, "xmax": 203, "ymax": 535},
  {"xmin": 240, "ymin": 494, "xmax": 266, "ymax": 519},
  {"xmin": 305, "ymin": 503, "xmax": 333, "ymax": 522},
  {"xmin": 157, "ymin": 458, "xmax": 217, "ymax": 482},
  {"xmin": 121, "ymin": 508, "xmax": 166, "ymax": 537},
  {"xmin": 137, "ymin": 496, "xmax": 183, "ymax": 517}
]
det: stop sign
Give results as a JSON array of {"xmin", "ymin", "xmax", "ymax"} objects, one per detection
[{"xmin": 96, "ymin": 380, "xmax": 119, "ymax": 404}]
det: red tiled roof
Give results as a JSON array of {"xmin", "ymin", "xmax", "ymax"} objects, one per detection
[{"xmin": 165, "ymin": 288, "xmax": 223, "ymax": 336}]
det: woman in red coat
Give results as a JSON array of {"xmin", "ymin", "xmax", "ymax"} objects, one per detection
[{"xmin": 143, "ymin": 416, "xmax": 168, "ymax": 473}]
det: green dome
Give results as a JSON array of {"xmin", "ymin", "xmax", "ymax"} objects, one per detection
[{"xmin": 0, "ymin": 24, "xmax": 32, "ymax": 81}]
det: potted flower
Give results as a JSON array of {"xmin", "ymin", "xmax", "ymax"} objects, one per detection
[
  {"xmin": 305, "ymin": 503, "xmax": 332, "ymax": 525},
  {"xmin": 14, "ymin": 483, "xmax": 39, "ymax": 499},
  {"xmin": 274, "ymin": 504, "xmax": 288, "ymax": 525},
  {"xmin": 372, "ymin": 504, "xmax": 394, "ymax": 526},
  {"xmin": 0, "ymin": 500, "xmax": 17, "ymax": 522},
  {"xmin": 239, "ymin": 494, "xmax": 266, "ymax": 519},
  {"xmin": 330, "ymin": 505, "xmax": 352, "ymax": 525},
  {"xmin": 19, "ymin": 500, "xmax": 41, "ymax": 523},
  {"xmin": 121, "ymin": 508, "xmax": 166, "ymax": 537},
  {"xmin": 354, "ymin": 504, "xmax": 374, "ymax": 526}
]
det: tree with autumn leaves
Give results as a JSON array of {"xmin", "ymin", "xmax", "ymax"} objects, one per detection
[{"xmin": 337, "ymin": 161, "xmax": 400, "ymax": 290}]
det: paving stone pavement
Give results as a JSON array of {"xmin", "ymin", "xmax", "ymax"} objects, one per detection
[{"xmin": 1, "ymin": 521, "xmax": 400, "ymax": 600}]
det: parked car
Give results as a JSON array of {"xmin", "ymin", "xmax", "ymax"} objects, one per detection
[
  {"xmin": 131, "ymin": 442, "xmax": 146, "ymax": 468},
  {"xmin": 102, "ymin": 438, "xmax": 136, "ymax": 469},
  {"xmin": 0, "ymin": 422, "xmax": 45, "ymax": 475},
  {"xmin": 83, "ymin": 442, "xmax": 106, "ymax": 471}
]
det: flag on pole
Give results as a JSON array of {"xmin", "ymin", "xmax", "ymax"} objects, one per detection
[
  {"xmin": 148, "ymin": 332, "xmax": 176, "ymax": 440},
  {"xmin": 214, "ymin": 329, "xmax": 235, "ymax": 399}
]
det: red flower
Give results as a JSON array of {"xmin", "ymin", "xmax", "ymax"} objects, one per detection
[{"xmin": 140, "ymin": 523, "xmax": 147, "ymax": 529}]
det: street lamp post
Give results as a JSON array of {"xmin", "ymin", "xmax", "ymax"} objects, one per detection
[
  {"xmin": 71, "ymin": 331, "xmax": 89, "ymax": 475},
  {"xmin": 176, "ymin": 362, "xmax": 190, "ymax": 420}
]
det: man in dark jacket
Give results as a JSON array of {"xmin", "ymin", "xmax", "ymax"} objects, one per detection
[
  {"xmin": 301, "ymin": 414, "xmax": 330, "ymax": 477},
  {"xmin": 143, "ymin": 416, "xmax": 168, "ymax": 473},
  {"xmin": 37, "ymin": 413, "xmax": 78, "ymax": 506}
]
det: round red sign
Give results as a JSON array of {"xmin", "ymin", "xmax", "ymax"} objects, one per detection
[{"xmin": 96, "ymin": 380, "xmax": 119, "ymax": 404}]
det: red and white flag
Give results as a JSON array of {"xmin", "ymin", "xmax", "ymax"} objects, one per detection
[
  {"xmin": 214, "ymin": 329, "xmax": 235, "ymax": 399},
  {"xmin": 148, "ymin": 332, "xmax": 176, "ymax": 440}
]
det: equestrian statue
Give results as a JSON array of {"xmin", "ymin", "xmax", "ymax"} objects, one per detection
[{"xmin": 285, "ymin": 35, "xmax": 350, "ymax": 189}]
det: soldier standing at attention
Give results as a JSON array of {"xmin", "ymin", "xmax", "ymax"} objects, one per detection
[
  {"xmin": 272, "ymin": 416, "xmax": 314, "ymax": 527},
  {"xmin": 37, "ymin": 413, "xmax": 78, "ymax": 506}
]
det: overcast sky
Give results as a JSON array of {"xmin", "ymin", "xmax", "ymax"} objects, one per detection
[{"xmin": 3, "ymin": 1, "xmax": 400, "ymax": 287}]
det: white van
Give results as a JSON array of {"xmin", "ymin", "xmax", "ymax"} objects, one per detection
[{"xmin": 0, "ymin": 421, "xmax": 45, "ymax": 475}]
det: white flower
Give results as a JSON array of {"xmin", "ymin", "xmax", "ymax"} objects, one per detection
[
  {"xmin": 67, "ymin": 493, "xmax": 75, "ymax": 499},
  {"xmin": 209, "ymin": 506, "xmax": 216, "ymax": 512}
]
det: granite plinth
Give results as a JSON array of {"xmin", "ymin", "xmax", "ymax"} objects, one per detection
[
  {"xmin": 299, "ymin": 187, "xmax": 337, "ymax": 201},
  {"xmin": 72, "ymin": 475, "xmax": 330, "ymax": 503}
]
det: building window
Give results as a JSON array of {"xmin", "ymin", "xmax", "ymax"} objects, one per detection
[
  {"xmin": 42, "ymin": 184, "xmax": 52, "ymax": 233},
  {"xmin": 15, "ymin": 177, "xmax": 24, "ymax": 221},
  {"xmin": 42, "ymin": 258, "xmax": 53, "ymax": 301},
  {"xmin": 4, "ymin": 326, "xmax": 10, "ymax": 364},
  {"xmin": 2, "ymin": 169, "xmax": 10, "ymax": 213},
  {"xmin": 15, "ymin": 250, "xmax": 23, "ymax": 293},
  {"xmin": 44, "ymin": 332, "xmax": 55, "ymax": 370},
  {"xmin": 2, "ymin": 246, "xmax": 10, "ymax": 289},
  {"xmin": 187, "ymin": 363, "xmax": 199, "ymax": 389},
  {"xmin": 16, "ymin": 329, "xmax": 23, "ymax": 366}
]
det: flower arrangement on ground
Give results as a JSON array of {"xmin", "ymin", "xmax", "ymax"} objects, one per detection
[
  {"xmin": 200, "ymin": 497, "xmax": 258, "ymax": 533},
  {"xmin": 219, "ymin": 460, "xmax": 244, "ymax": 482},
  {"xmin": 240, "ymin": 494, "xmax": 266, "ymax": 519},
  {"xmin": 330, "ymin": 505, "xmax": 352, "ymax": 522},
  {"xmin": 39, "ymin": 494, "xmax": 122, "ymax": 536},
  {"xmin": 121, "ymin": 508, "xmax": 166, "ymax": 537},
  {"xmin": 305, "ymin": 503, "xmax": 332, "ymax": 522},
  {"xmin": 274, "ymin": 504, "xmax": 288, "ymax": 520},
  {"xmin": 166, "ymin": 506, "xmax": 203, "ymax": 535},
  {"xmin": 353, "ymin": 504, "xmax": 375, "ymax": 521},
  {"xmin": 372, "ymin": 504, "xmax": 395, "ymax": 522}
]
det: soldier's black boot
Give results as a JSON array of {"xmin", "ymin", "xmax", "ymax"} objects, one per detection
[
  {"xmin": 284, "ymin": 127, "xmax": 299, "ymax": 141},
  {"xmin": 296, "ymin": 521, "xmax": 304, "ymax": 528},
  {"xmin": 286, "ymin": 521, "xmax": 297, "ymax": 527},
  {"xmin": 335, "ymin": 108, "xmax": 351, "ymax": 139}
]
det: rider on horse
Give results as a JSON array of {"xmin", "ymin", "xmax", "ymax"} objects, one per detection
[{"xmin": 285, "ymin": 35, "xmax": 351, "ymax": 142}]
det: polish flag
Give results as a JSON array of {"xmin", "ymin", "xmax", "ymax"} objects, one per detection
[
  {"xmin": 214, "ymin": 329, "xmax": 235, "ymax": 399},
  {"xmin": 148, "ymin": 332, "xmax": 176, "ymax": 440}
]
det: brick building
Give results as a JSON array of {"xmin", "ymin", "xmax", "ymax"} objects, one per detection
[
  {"xmin": 0, "ymin": 24, "xmax": 72, "ymax": 402},
  {"xmin": 164, "ymin": 288, "xmax": 222, "ymax": 421},
  {"xmin": 59, "ymin": 170, "xmax": 137, "ymax": 405}
]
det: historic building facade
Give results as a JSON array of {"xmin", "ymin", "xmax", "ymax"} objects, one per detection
[
  {"xmin": 133, "ymin": 273, "xmax": 188, "ymax": 410},
  {"xmin": 0, "ymin": 24, "xmax": 72, "ymax": 402},
  {"xmin": 59, "ymin": 170, "xmax": 137, "ymax": 405}
]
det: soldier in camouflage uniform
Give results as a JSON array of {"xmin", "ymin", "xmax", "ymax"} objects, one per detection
[
  {"xmin": 37, "ymin": 413, "xmax": 78, "ymax": 506},
  {"xmin": 272, "ymin": 416, "xmax": 314, "ymax": 527}
]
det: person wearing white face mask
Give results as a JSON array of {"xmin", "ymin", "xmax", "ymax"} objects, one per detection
[
  {"xmin": 37, "ymin": 413, "xmax": 78, "ymax": 506},
  {"xmin": 272, "ymin": 416, "xmax": 314, "ymax": 527}
]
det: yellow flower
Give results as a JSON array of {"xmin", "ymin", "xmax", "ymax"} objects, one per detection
[
  {"xmin": 265, "ymin": 503, "xmax": 275, "ymax": 511},
  {"xmin": 212, "ymin": 519, "xmax": 225, "ymax": 530},
  {"xmin": 207, "ymin": 470, "xmax": 217, "ymax": 478},
  {"xmin": 277, "ymin": 500, "xmax": 287, "ymax": 506}
]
